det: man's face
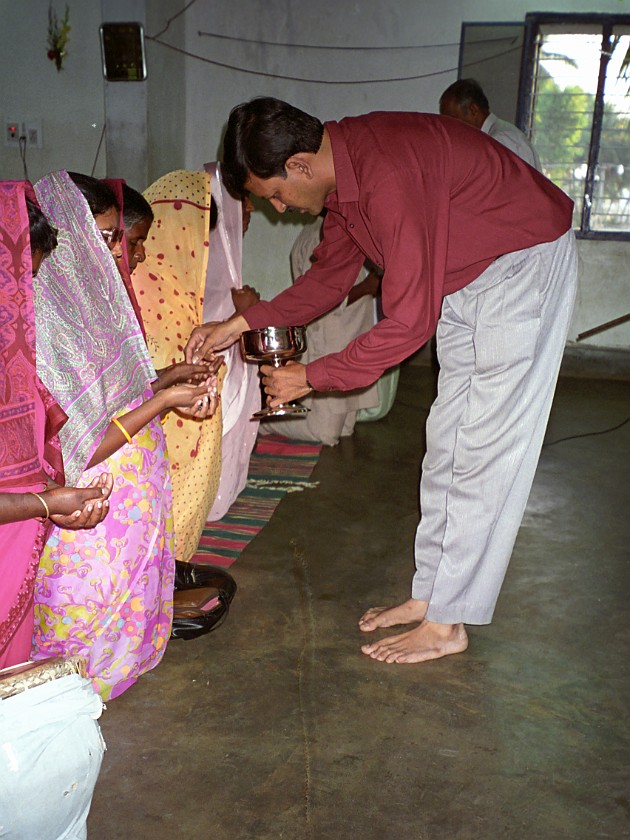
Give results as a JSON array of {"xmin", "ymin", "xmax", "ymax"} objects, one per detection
[{"xmin": 245, "ymin": 168, "xmax": 327, "ymax": 217}]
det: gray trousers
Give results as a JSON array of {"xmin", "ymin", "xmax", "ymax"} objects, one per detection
[{"xmin": 413, "ymin": 230, "xmax": 577, "ymax": 624}]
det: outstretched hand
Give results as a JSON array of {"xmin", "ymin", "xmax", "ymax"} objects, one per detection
[
  {"xmin": 48, "ymin": 473, "xmax": 114, "ymax": 530},
  {"xmin": 153, "ymin": 359, "xmax": 224, "ymax": 393},
  {"xmin": 163, "ymin": 378, "xmax": 219, "ymax": 419},
  {"xmin": 185, "ymin": 315, "xmax": 249, "ymax": 364}
]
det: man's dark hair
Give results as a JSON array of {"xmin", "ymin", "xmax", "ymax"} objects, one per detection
[
  {"xmin": 222, "ymin": 97, "xmax": 324, "ymax": 199},
  {"xmin": 121, "ymin": 183, "xmax": 153, "ymax": 229},
  {"xmin": 439, "ymin": 78, "xmax": 490, "ymax": 113},
  {"xmin": 68, "ymin": 172, "xmax": 119, "ymax": 216},
  {"xmin": 26, "ymin": 198, "xmax": 57, "ymax": 256}
]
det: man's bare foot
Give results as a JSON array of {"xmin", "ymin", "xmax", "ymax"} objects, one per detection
[
  {"xmin": 361, "ymin": 620, "xmax": 468, "ymax": 664},
  {"xmin": 359, "ymin": 598, "xmax": 428, "ymax": 632}
]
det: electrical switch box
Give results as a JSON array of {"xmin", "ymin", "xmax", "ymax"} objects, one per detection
[{"xmin": 4, "ymin": 119, "xmax": 22, "ymax": 147}]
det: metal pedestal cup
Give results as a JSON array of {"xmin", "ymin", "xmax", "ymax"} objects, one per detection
[{"xmin": 240, "ymin": 325, "xmax": 310, "ymax": 420}]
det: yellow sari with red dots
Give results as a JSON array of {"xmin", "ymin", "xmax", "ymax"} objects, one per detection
[{"xmin": 132, "ymin": 171, "xmax": 225, "ymax": 563}]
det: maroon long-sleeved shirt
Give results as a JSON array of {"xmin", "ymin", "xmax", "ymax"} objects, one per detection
[{"xmin": 244, "ymin": 112, "xmax": 573, "ymax": 391}]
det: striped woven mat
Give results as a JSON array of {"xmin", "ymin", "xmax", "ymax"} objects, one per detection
[{"xmin": 190, "ymin": 434, "xmax": 322, "ymax": 568}]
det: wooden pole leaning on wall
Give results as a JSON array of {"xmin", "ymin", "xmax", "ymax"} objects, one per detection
[{"xmin": 576, "ymin": 313, "xmax": 630, "ymax": 342}]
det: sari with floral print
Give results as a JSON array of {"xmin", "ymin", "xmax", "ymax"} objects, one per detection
[{"xmin": 32, "ymin": 171, "xmax": 174, "ymax": 700}]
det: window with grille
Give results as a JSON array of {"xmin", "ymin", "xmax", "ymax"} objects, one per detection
[{"xmin": 521, "ymin": 13, "xmax": 630, "ymax": 240}]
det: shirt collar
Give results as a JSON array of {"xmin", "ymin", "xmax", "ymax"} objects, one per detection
[
  {"xmin": 481, "ymin": 113, "xmax": 497, "ymax": 135},
  {"xmin": 324, "ymin": 120, "xmax": 359, "ymax": 207}
]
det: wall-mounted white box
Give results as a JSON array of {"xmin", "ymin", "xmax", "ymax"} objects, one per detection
[
  {"xmin": 3, "ymin": 118, "xmax": 43, "ymax": 148},
  {"xmin": 24, "ymin": 118, "xmax": 43, "ymax": 149}
]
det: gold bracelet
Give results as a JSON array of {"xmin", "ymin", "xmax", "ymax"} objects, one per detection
[
  {"xmin": 111, "ymin": 416, "xmax": 133, "ymax": 445},
  {"xmin": 30, "ymin": 491, "xmax": 50, "ymax": 519}
]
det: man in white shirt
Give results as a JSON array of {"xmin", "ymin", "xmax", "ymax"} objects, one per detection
[{"xmin": 439, "ymin": 78, "xmax": 542, "ymax": 170}]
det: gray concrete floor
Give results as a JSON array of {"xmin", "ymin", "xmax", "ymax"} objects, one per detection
[{"xmin": 88, "ymin": 362, "xmax": 630, "ymax": 840}]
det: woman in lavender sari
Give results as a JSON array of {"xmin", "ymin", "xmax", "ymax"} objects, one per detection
[{"xmin": 31, "ymin": 172, "xmax": 217, "ymax": 699}]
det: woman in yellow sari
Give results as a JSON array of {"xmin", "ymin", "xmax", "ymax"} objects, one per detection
[{"xmin": 132, "ymin": 171, "xmax": 225, "ymax": 563}]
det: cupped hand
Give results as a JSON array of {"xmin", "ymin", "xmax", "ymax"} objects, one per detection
[
  {"xmin": 48, "ymin": 473, "xmax": 113, "ymax": 530},
  {"xmin": 163, "ymin": 378, "xmax": 219, "ymax": 415},
  {"xmin": 153, "ymin": 361, "xmax": 221, "ymax": 392},
  {"xmin": 176, "ymin": 388, "xmax": 219, "ymax": 419}
]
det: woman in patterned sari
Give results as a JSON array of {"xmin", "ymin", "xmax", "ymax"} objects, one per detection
[
  {"xmin": 131, "ymin": 170, "xmax": 228, "ymax": 564},
  {"xmin": 0, "ymin": 181, "xmax": 112, "ymax": 669},
  {"xmin": 31, "ymin": 172, "xmax": 217, "ymax": 699}
]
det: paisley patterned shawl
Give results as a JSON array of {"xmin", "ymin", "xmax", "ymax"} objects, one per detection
[
  {"xmin": 0, "ymin": 180, "xmax": 65, "ymax": 488},
  {"xmin": 33, "ymin": 170, "xmax": 155, "ymax": 484}
]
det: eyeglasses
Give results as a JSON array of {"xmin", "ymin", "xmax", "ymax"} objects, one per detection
[{"xmin": 100, "ymin": 228, "xmax": 124, "ymax": 248}]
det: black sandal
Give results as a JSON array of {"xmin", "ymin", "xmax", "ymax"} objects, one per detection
[
  {"xmin": 174, "ymin": 560, "xmax": 237, "ymax": 602},
  {"xmin": 170, "ymin": 562, "xmax": 237, "ymax": 641}
]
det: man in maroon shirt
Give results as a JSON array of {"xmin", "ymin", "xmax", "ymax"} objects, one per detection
[{"xmin": 186, "ymin": 97, "xmax": 577, "ymax": 665}]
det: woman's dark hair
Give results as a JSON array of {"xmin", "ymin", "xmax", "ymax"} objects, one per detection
[
  {"xmin": 26, "ymin": 198, "xmax": 58, "ymax": 256},
  {"xmin": 222, "ymin": 97, "xmax": 324, "ymax": 199},
  {"xmin": 121, "ymin": 183, "xmax": 153, "ymax": 229},
  {"xmin": 210, "ymin": 196, "xmax": 218, "ymax": 231},
  {"xmin": 67, "ymin": 171, "xmax": 119, "ymax": 216},
  {"xmin": 439, "ymin": 78, "xmax": 489, "ymax": 113}
]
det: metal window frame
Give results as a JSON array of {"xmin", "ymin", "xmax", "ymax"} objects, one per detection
[{"xmin": 518, "ymin": 12, "xmax": 630, "ymax": 241}]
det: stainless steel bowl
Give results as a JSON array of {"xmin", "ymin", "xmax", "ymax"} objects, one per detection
[{"xmin": 240, "ymin": 325, "xmax": 307, "ymax": 362}]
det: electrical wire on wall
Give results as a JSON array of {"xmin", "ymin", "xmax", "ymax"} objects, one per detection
[
  {"xmin": 18, "ymin": 135, "xmax": 28, "ymax": 181},
  {"xmin": 145, "ymin": 38, "xmax": 522, "ymax": 84},
  {"xmin": 145, "ymin": 1, "xmax": 522, "ymax": 85},
  {"xmin": 90, "ymin": 125, "xmax": 106, "ymax": 177}
]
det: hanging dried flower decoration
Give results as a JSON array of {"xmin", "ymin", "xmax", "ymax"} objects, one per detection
[{"xmin": 47, "ymin": 4, "xmax": 71, "ymax": 71}]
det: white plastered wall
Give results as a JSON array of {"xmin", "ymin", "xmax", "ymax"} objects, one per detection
[
  {"xmin": 0, "ymin": 0, "xmax": 628, "ymax": 351},
  {"xmin": 0, "ymin": 0, "xmax": 107, "ymax": 181},
  {"xmin": 178, "ymin": 0, "xmax": 630, "ymax": 351}
]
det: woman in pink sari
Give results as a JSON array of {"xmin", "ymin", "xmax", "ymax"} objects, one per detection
[
  {"xmin": 0, "ymin": 181, "xmax": 112, "ymax": 669},
  {"xmin": 31, "ymin": 172, "xmax": 217, "ymax": 699}
]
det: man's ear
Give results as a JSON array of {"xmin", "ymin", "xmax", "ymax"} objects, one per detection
[
  {"xmin": 467, "ymin": 103, "xmax": 485, "ymax": 126},
  {"xmin": 285, "ymin": 155, "xmax": 314, "ymax": 179}
]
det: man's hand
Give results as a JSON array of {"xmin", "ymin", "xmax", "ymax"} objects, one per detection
[
  {"xmin": 185, "ymin": 315, "xmax": 249, "ymax": 364},
  {"xmin": 231, "ymin": 285, "xmax": 260, "ymax": 314},
  {"xmin": 260, "ymin": 361, "xmax": 312, "ymax": 408}
]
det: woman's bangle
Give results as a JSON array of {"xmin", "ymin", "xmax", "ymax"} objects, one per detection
[
  {"xmin": 29, "ymin": 491, "xmax": 50, "ymax": 520},
  {"xmin": 111, "ymin": 416, "xmax": 133, "ymax": 445}
]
